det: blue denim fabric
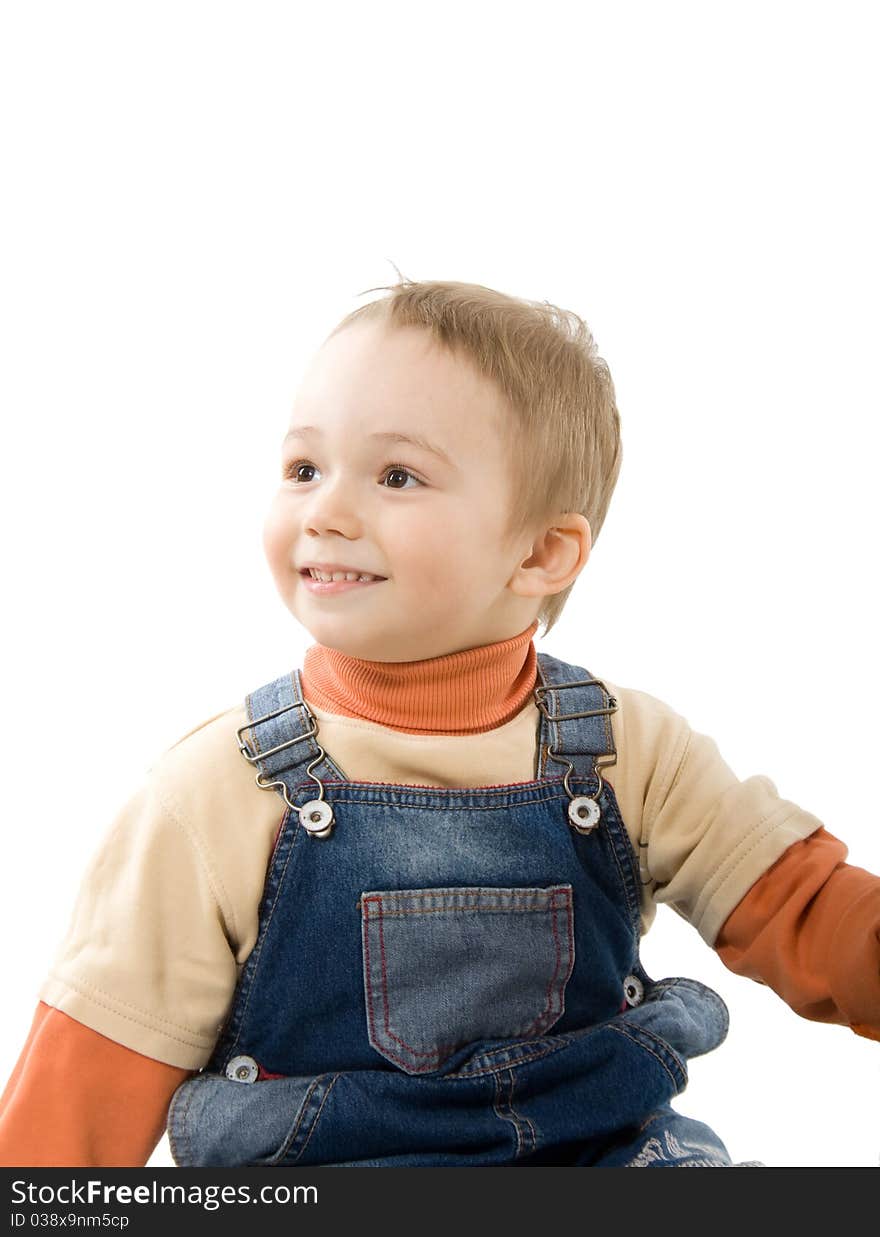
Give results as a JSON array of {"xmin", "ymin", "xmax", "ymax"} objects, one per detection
[{"xmin": 168, "ymin": 653, "xmax": 746, "ymax": 1167}]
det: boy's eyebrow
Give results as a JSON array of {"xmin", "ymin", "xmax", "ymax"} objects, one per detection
[{"xmin": 282, "ymin": 424, "xmax": 455, "ymax": 467}]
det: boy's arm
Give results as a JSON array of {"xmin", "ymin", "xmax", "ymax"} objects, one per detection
[
  {"xmin": 0, "ymin": 707, "xmax": 270, "ymax": 1168},
  {"xmin": 0, "ymin": 1002, "xmax": 193, "ymax": 1167},
  {"xmin": 618, "ymin": 685, "xmax": 880, "ymax": 1038},
  {"xmin": 714, "ymin": 826, "xmax": 880, "ymax": 1042}
]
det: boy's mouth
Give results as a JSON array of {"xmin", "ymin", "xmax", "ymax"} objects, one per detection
[
  {"xmin": 298, "ymin": 564, "xmax": 388, "ymax": 594},
  {"xmin": 300, "ymin": 574, "xmax": 387, "ymax": 595},
  {"xmin": 299, "ymin": 565, "xmax": 388, "ymax": 583}
]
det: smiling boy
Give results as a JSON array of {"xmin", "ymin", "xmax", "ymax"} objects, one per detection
[
  {"xmin": 1, "ymin": 278, "xmax": 877, "ymax": 1168},
  {"xmin": 265, "ymin": 318, "xmax": 587, "ymax": 662}
]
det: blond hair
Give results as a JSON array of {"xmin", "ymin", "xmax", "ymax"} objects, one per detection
[{"xmin": 327, "ymin": 273, "xmax": 622, "ymax": 637}]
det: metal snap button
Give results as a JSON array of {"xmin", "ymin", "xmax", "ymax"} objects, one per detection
[
  {"xmin": 226, "ymin": 1054, "xmax": 259, "ymax": 1083},
  {"xmin": 623, "ymin": 975, "xmax": 644, "ymax": 1007},
  {"xmin": 568, "ymin": 795, "xmax": 600, "ymax": 834},
  {"xmin": 298, "ymin": 799, "xmax": 334, "ymax": 838}
]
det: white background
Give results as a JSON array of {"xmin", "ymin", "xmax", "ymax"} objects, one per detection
[{"xmin": 1, "ymin": 1, "xmax": 878, "ymax": 1169}]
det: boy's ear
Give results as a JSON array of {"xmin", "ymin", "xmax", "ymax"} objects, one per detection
[{"xmin": 509, "ymin": 513, "xmax": 592, "ymax": 598}]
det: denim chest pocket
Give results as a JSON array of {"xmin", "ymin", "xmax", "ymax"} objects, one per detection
[{"xmin": 360, "ymin": 884, "xmax": 575, "ymax": 1075}]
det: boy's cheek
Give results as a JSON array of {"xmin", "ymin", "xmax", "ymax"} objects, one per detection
[{"xmin": 261, "ymin": 506, "xmax": 294, "ymax": 578}]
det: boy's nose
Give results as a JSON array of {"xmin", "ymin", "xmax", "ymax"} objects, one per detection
[{"xmin": 303, "ymin": 495, "xmax": 363, "ymax": 541}]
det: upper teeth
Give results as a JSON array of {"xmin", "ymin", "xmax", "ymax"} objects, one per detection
[{"xmin": 308, "ymin": 569, "xmax": 380, "ymax": 582}]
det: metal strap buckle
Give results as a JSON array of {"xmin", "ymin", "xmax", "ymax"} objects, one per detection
[
  {"xmin": 236, "ymin": 700, "xmax": 317, "ymax": 768},
  {"xmin": 533, "ymin": 677, "xmax": 618, "ymax": 723},
  {"xmin": 236, "ymin": 697, "xmax": 333, "ymax": 826},
  {"xmin": 534, "ymin": 677, "xmax": 618, "ymax": 832}
]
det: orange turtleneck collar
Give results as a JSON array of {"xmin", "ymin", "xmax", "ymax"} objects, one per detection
[{"xmin": 300, "ymin": 621, "xmax": 540, "ymax": 736}]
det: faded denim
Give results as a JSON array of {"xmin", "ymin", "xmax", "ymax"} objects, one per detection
[{"xmin": 168, "ymin": 652, "xmax": 754, "ymax": 1167}]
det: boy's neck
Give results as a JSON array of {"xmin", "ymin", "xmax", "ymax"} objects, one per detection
[{"xmin": 300, "ymin": 620, "xmax": 540, "ymax": 735}]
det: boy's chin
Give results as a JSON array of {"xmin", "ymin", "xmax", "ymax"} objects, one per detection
[{"xmin": 293, "ymin": 617, "xmax": 397, "ymax": 661}]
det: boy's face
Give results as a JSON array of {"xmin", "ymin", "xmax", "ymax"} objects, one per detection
[{"xmin": 263, "ymin": 319, "xmax": 544, "ymax": 661}]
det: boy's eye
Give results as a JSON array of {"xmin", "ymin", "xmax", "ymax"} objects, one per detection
[
  {"xmin": 285, "ymin": 461, "xmax": 317, "ymax": 483},
  {"xmin": 283, "ymin": 460, "xmax": 423, "ymax": 490},
  {"xmin": 382, "ymin": 466, "xmax": 421, "ymax": 490}
]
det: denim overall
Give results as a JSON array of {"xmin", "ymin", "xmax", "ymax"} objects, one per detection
[{"xmin": 168, "ymin": 652, "xmax": 747, "ymax": 1167}]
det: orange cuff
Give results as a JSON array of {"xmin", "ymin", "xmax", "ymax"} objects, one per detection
[
  {"xmin": 715, "ymin": 827, "xmax": 880, "ymax": 1039},
  {"xmin": 0, "ymin": 1002, "xmax": 194, "ymax": 1167}
]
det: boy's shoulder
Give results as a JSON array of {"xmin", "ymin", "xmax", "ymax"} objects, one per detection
[
  {"xmin": 161, "ymin": 702, "xmax": 249, "ymax": 759},
  {"xmin": 145, "ymin": 699, "xmax": 269, "ymax": 829},
  {"xmin": 599, "ymin": 677, "xmax": 693, "ymax": 758},
  {"xmin": 544, "ymin": 651, "xmax": 690, "ymax": 737},
  {"xmin": 592, "ymin": 678, "xmax": 698, "ymax": 834},
  {"xmin": 150, "ymin": 700, "xmax": 249, "ymax": 769}
]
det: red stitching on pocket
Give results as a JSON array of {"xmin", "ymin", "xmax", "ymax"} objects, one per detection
[{"xmin": 363, "ymin": 887, "xmax": 575, "ymax": 1073}]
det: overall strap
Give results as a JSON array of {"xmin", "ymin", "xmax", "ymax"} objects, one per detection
[
  {"xmin": 534, "ymin": 652, "xmax": 618, "ymax": 785},
  {"xmin": 236, "ymin": 668, "xmax": 330, "ymax": 812}
]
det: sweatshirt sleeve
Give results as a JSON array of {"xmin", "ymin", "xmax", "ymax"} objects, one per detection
[
  {"xmin": 0, "ymin": 1003, "xmax": 193, "ymax": 1167},
  {"xmin": 36, "ymin": 771, "xmax": 241, "ymax": 1069},
  {"xmin": 1, "ymin": 705, "xmax": 278, "ymax": 1168},
  {"xmin": 628, "ymin": 696, "xmax": 828, "ymax": 944},
  {"xmin": 714, "ymin": 827, "xmax": 880, "ymax": 1042}
]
